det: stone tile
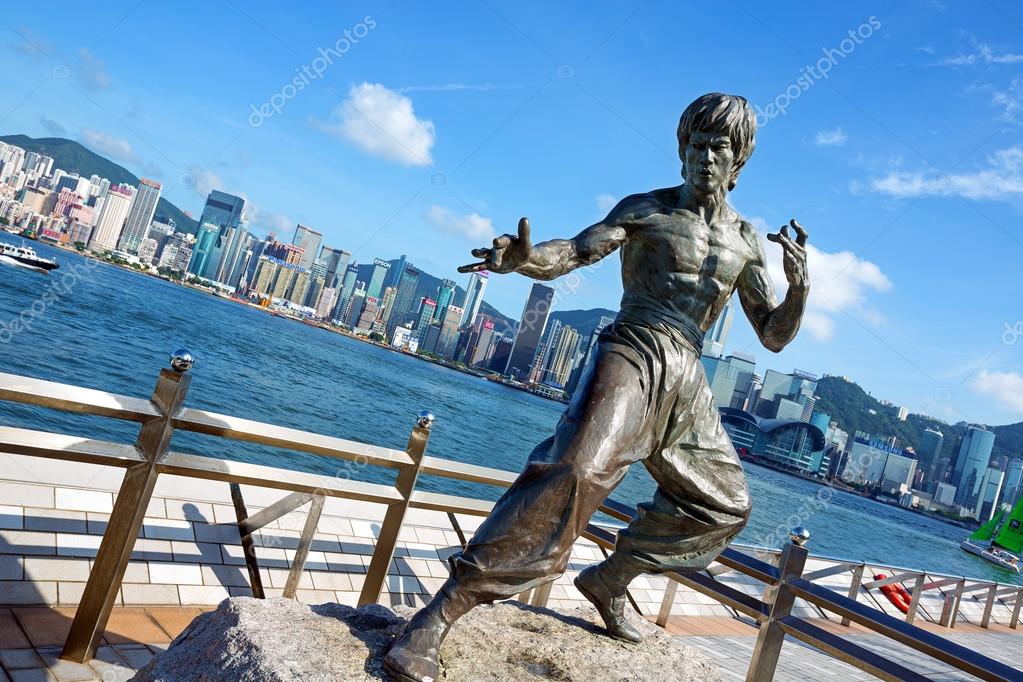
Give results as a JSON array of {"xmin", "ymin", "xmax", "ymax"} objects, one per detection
[
  {"xmin": 36, "ymin": 648, "xmax": 97, "ymax": 681},
  {"xmin": 192, "ymin": 523, "xmax": 239, "ymax": 545},
  {"xmin": 252, "ymin": 546, "xmax": 288, "ymax": 568},
  {"xmin": 11, "ymin": 607, "xmax": 76, "ymax": 647},
  {"xmin": 145, "ymin": 607, "xmax": 204, "ymax": 639},
  {"xmin": 310, "ymin": 571, "xmax": 352, "ymax": 591},
  {"xmin": 212, "ymin": 504, "xmax": 238, "ymax": 525},
  {"xmin": 145, "ymin": 498, "xmax": 166, "ymax": 520},
  {"xmin": 218, "ymin": 544, "xmax": 247, "ymax": 566},
  {"xmin": 0, "ymin": 505, "xmax": 24, "ymax": 530},
  {"xmin": 401, "ymin": 542, "xmax": 441, "ymax": 561},
  {"xmin": 56, "ymin": 583, "xmax": 96, "ymax": 606},
  {"xmin": 266, "ymin": 568, "xmax": 313, "ymax": 590},
  {"xmin": 170, "ymin": 541, "xmax": 222, "ymax": 564},
  {"xmin": 0, "ymin": 611, "xmax": 31, "ymax": 648},
  {"xmin": 349, "ymin": 520, "xmax": 379, "ymax": 539},
  {"xmin": 88, "ymin": 645, "xmax": 132, "ymax": 682},
  {"xmin": 413, "ymin": 527, "xmax": 447, "ymax": 545},
  {"xmin": 163, "ymin": 500, "xmax": 212, "ymax": 523},
  {"xmin": 0, "ymin": 531, "xmax": 56, "ymax": 556},
  {"xmin": 309, "ymin": 535, "xmax": 342, "ymax": 554},
  {"xmin": 295, "ymin": 589, "xmax": 335, "ymax": 604},
  {"xmin": 324, "ymin": 552, "xmax": 367, "ymax": 574},
  {"xmin": 0, "ymin": 583, "xmax": 58, "ymax": 606},
  {"xmin": 141, "ymin": 519, "xmax": 193, "ymax": 542},
  {"xmin": 54, "ymin": 489, "xmax": 111, "ymax": 514},
  {"xmin": 338, "ymin": 536, "xmax": 374, "ymax": 555},
  {"xmin": 0, "ymin": 557, "xmax": 23, "ymax": 581},
  {"xmin": 0, "ymin": 483, "xmax": 54, "ymax": 509},
  {"xmin": 111, "ymin": 645, "xmax": 153, "ymax": 670},
  {"xmin": 385, "ymin": 575, "xmax": 425, "ymax": 595},
  {"xmin": 84, "ymin": 513, "xmax": 108, "ymax": 536},
  {"xmin": 119, "ymin": 584, "xmax": 179, "ymax": 606},
  {"xmin": 316, "ymin": 516, "xmax": 353, "ymax": 536},
  {"xmin": 0, "ymin": 648, "xmax": 43, "ymax": 670},
  {"xmin": 129, "ymin": 539, "xmax": 173, "ymax": 562},
  {"xmin": 119, "ymin": 561, "xmax": 149, "ymax": 584},
  {"xmin": 334, "ymin": 591, "xmax": 359, "ymax": 607},
  {"xmin": 103, "ymin": 608, "xmax": 170, "ymax": 645},
  {"xmin": 228, "ymin": 587, "xmax": 254, "ymax": 598},
  {"xmin": 54, "ymin": 534, "xmax": 100, "ymax": 558},
  {"xmin": 284, "ymin": 550, "xmax": 328, "ymax": 572},
  {"xmin": 8, "ymin": 669, "xmax": 56, "ymax": 682},
  {"xmin": 177, "ymin": 585, "xmax": 230, "ymax": 606},
  {"xmin": 201, "ymin": 565, "xmax": 250, "ymax": 588},
  {"xmin": 147, "ymin": 562, "xmax": 202, "ymax": 586},
  {"xmin": 22, "ymin": 510, "xmax": 86, "ymax": 535},
  {"xmin": 254, "ymin": 530, "xmax": 299, "ymax": 550},
  {"xmin": 22, "ymin": 558, "xmax": 90, "ymax": 582}
]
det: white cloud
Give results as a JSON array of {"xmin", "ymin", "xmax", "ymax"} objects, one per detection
[
  {"xmin": 79, "ymin": 128, "xmax": 137, "ymax": 163},
  {"xmin": 940, "ymin": 41, "xmax": 1023, "ymax": 66},
  {"xmin": 992, "ymin": 78, "xmax": 1023, "ymax": 122},
  {"xmin": 181, "ymin": 164, "xmax": 223, "ymax": 199},
  {"xmin": 77, "ymin": 48, "xmax": 110, "ymax": 90},
  {"xmin": 972, "ymin": 370, "xmax": 1023, "ymax": 415},
  {"xmin": 38, "ymin": 115, "xmax": 65, "ymax": 137},
  {"xmin": 314, "ymin": 83, "xmax": 435, "ymax": 166},
  {"xmin": 751, "ymin": 217, "xmax": 892, "ymax": 342},
  {"xmin": 248, "ymin": 206, "xmax": 294, "ymax": 236},
  {"xmin": 868, "ymin": 147, "xmax": 1023, "ymax": 200},
  {"xmin": 596, "ymin": 193, "xmax": 617, "ymax": 213},
  {"xmin": 814, "ymin": 128, "xmax": 847, "ymax": 146},
  {"xmin": 424, "ymin": 205, "xmax": 494, "ymax": 241}
]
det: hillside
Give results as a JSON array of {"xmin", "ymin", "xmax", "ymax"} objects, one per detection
[
  {"xmin": 0, "ymin": 135, "xmax": 196, "ymax": 233},
  {"xmin": 814, "ymin": 375, "xmax": 1020, "ymax": 464},
  {"xmin": 548, "ymin": 307, "xmax": 618, "ymax": 339}
]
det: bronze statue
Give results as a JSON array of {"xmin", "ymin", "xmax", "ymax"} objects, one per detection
[{"xmin": 384, "ymin": 92, "xmax": 809, "ymax": 682}]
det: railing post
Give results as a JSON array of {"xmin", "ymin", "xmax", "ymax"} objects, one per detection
[
  {"xmin": 745, "ymin": 527, "xmax": 810, "ymax": 682},
  {"xmin": 905, "ymin": 573, "xmax": 925, "ymax": 624},
  {"xmin": 656, "ymin": 579, "xmax": 680, "ymax": 627},
  {"xmin": 358, "ymin": 410, "xmax": 433, "ymax": 606},
  {"xmin": 841, "ymin": 563, "xmax": 864, "ymax": 627},
  {"xmin": 1011, "ymin": 589, "xmax": 1023, "ymax": 630},
  {"xmin": 981, "ymin": 583, "xmax": 998, "ymax": 629},
  {"xmin": 62, "ymin": 350, "xmax": 194, "ymax": 663},
  {"xmin": 948, "ymin": 578, "xmax": 965, "ymax": 629}
]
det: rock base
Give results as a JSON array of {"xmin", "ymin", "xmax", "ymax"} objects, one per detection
[{"xmin": 133, "ymin": 596, "xmax": 723, "ymax": 681}]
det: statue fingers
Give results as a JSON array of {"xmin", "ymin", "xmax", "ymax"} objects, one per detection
[
  {"xmin": 458, "ymin": 261, "xmax": 491, "ymax": 273},
  {"xmin": 790, "ymin": 219, "xmax": 809, "ymax": 246}
]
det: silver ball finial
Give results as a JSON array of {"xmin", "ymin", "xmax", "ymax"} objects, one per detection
[
  {"xmin": 790, "ymin": 527, "xmax": 810, "ymax": 546},
  {"xmin": 169, "ymin": 349, "xmax": 194, "ymax": 373},
  {"xmin": 417, "ymin": 410, "xmax": 435, "ymax": 429}
]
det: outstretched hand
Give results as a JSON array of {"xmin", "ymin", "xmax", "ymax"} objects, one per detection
[
  {"xmin": 458, "ymin": 217, "xmax": 533, "ymax": 274},
  {"xmin": 766, "ymin": 219, "xmax": 809, "ymax": 290}
]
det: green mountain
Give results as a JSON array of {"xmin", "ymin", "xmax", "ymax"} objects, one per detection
[
  {"xmin": 814, "ymin": 375, "xmax": 1021, "ymax": 465},
  {"xmin": 0, "ymin": 134, "xmax": 196, "ymax": 233}
]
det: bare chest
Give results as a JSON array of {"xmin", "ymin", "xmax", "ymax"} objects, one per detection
[{"xmin": 622, "ymin": 212, "xmax": 751, "ymax": 283}]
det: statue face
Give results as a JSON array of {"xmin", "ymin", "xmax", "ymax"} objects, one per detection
[{"xmin": 683, "ymin": 131, "xmax": 734, "ymax": 195}]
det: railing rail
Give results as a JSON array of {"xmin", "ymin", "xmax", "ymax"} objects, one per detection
[{"xmin": 0, "ymin": 354, "xmax": 1020, "ymax": 680}]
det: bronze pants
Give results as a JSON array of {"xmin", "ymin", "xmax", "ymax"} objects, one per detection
[{"xmin": 448, "ymin": 322, "xmax": 752, "ymax": 601}]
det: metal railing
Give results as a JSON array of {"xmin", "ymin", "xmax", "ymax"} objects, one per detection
[{"xmin": 0, "ymin": 353, "xmax": 1021, "ymax": 680}]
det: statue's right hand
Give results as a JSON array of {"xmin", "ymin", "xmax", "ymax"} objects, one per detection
[{"xmin": 458, "ymin": 217, "xmax": 532, "ymax": 274}]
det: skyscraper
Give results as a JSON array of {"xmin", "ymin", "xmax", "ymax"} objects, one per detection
[
  {"xmin": 505, "ymin": 282, "xmax": 554, "ymax": 381},
  {"xmin": 415, "ymin": 298, "xmax": 437, "ymax": 333},
  {"xmin": 366, "ymin": 259, "xmax": 391, "ymax": 300},
  {"xmin": 332, "ymin": 264, "xmax": 360, "ymax": 323},
  {"xmin": 1004, "ymin": 458, "xmax": 1023, "ymax": 506},
  {"xmin": 188, "ymin": 191, "xmax": 246, "ymax": 279},
  {"xmin": 919, "ymin": 428, "xmax": 945, "ymax": 492},
  {"xmin": 953, "ymin": 425, "xmax": 996, "ymax": 509},
  {"xmin": 292, "ymin": 224, "xmax": 323, "ymax": 270},
  {"xmin": 117, "ymin": 178, "xmax": 161, "ymax": 254},
  {"xmin": 319, "ymin": 247, "xmax": 351, "ymax": 288},
  {"xmin": 703, "ymin": 298, "xmax": 734, "ymax": 358},
  {"xmin": 755, "ymin": 369, "xmax": 817, "ymax": 421},
  {"xmin": 434, "ymin": 279, "xmax": 456, "ymax": 323},
  {"xmin": 386, "ymin": 266, "xmax": 421, "ymax": 337},
  {"xmin": 459, "ymin": 271, "xmax": 489, "ymax": 328},
  {"xmin": 436, "ymin": 305, "xmax": 463, "ymax": 358},
  {"xmin": 89, "ymin": 185, "xmax": 134, "ymax": 252},
  {"xmin": 384, "ymin": 254, "xmax": 407, "ymax": 291}
]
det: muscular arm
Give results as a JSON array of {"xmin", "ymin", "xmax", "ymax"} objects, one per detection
[
  {"xmin": 736, "ymin": 223, "xmax": 809, "ymax": 353},
  {"xmin": 514, "ymin": 221, "xmax": 628, "ymax": 280}
]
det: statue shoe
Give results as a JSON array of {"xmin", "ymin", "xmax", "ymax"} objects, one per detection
[
  {"xmin": 383, "ymin": 606, "xmax": 448, "ymax": 682},
  {"xmin": 574, "ymin": 565, "xmax": 643, "ymax": 643}
]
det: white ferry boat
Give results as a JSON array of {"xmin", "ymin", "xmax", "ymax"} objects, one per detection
[{"xmin": 0, "ymin": 241, "xmax": 59, "ymax": 272}]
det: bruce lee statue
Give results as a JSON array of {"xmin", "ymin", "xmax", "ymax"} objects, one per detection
[{"xmin": 385, "ymin": 92, "xmax": 810, "ymax": 682}]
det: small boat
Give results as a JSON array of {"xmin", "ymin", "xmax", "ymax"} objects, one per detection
[
  {"xmin": 0, "ymin": 241, "xmax": 59, "ymax": 272},
  {"xmin": 960, "ymin": 500, "xmax": 1023, "ymax": 573}
]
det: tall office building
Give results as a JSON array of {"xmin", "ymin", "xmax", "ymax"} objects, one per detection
[
  {"xmin": 89, "ymin": 185, "xmax": 134, "ymax": 252},
  {"xmin": 755, "ymin": 369, "xmax": 817, "ymax": 421},
  {"xmin": 386, "ymin": 266, "xmax": 421, "ymax": 337},
  {"xmin": 415, "ymin": 298, "xmax": 437, "ymax": 333},
  {"xmin": 505, "ymin": 282, "xmax": 555, "ymax": 381},
  {"xmin": 703, "ymin": 298, "xmax": 735, "ymax": 358},
  {"xmin": 117, "ymin": 178, "xmax": 161, "ymax": 254},
  {"xmin": 291, "ymin": 224, "xmax": 322, "ymax": 270},
  {"xmin": 977, "ymin": 467, "xmax": 1005, "ymax": 522},
  {"xmin": 365, "ymin": 259, "xmax": 391, "ymax": 300},
  {"xmin": 384, "ymin": 254, "xmax": 407, "ymax": 291},
  {"xmin": 188, "ymin": 190, "xmax": 246, "ymax": 278},
  {"xmin": 319, "ymin": 247, "xmax": 350, "ymax": 288},
  {"xmin": 436, "ymin": 305, "xmax": 463, "ymax": 359},
  {"xmin": 541, "ymin": 324, "xmax": 582, "ymax": 387},
  {"xmin": 566, "ymin": 315, "xmax": 615, "ymax": 394},
  {"xmin": 332, "ymin": 264, "xmax": 360, "ymax": 324},
  {"xmin": 459, "ymin": 271, "xmax": 489, "ymax": 328},
  {"xmin": 434, "ymin": 279, "xmax": 456, "ymax": 323},
  {"xmin": 952, "ymin": 425, "xmax": 996, "ymax": 509},
  {"xmin": 702, "ymin": 352, "xmax": 757, "ymax": 409},
  {"xmin": 1005, "ymin": 458, "xmax": 1023, "ymax": 507},
  {"xmin": 919, "ymin": 428, "xmax": 945, "ymax": 492}
]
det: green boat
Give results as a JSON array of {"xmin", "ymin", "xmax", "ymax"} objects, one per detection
[{"xmin": 961, "ymin": 498, "xmax": 1023, "ymax": 573}]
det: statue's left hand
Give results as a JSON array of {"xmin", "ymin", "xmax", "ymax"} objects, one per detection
[{"xmin": 766, "ymin": 219, "xmax": 809, "ymax": 290}]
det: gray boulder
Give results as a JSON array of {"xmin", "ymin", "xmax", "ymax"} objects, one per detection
[{"xmin": 132, "ymin": 596, "xmax": 723, "ymax": 681}]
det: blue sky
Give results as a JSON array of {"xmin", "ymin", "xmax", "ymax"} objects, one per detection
[{"xmin": 2, "ymin": 1, "xmax": 1022, "ymax": 427}]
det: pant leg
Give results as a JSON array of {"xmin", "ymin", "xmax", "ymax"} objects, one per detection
[
  {"xmin": 614, "ymin": 347, "xmax": 752, "ymax": 574},
  {"xmin": 448, "ymin": 328, "xmax": 665, "ymax": 602}
]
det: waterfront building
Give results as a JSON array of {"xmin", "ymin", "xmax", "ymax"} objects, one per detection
[
  {"xmin": 566, "ymin": 315, "xmax": 615, "ymax": 395},
  {"xmin": 434, "ymin": 279, "xmax": 456, "ymax": 324},
  {"xmin": 384, "ymin": 254, "xmax": 407, "ymax": 291},
  {"xmin": 755, "ymin": 369, "xmax": 817, "ymax": 422},
  {"xmin": 332, "ymin": 264, "xmax": 360, "ymax": 324},
  {"xmin": 415, "ymin": 298, "xmax": 437, "ymax": 332},
  {"xmin": 89, "ymin": 185, "xmax": 134, "ymax": 252},
  {"xmin": 952, "ymin": 425, "xmax": 996, "ymax": 509},
  {"xmin": 919, "ymin": 428, "xmax": 945, "ymax": 492},
  {"xmin": 488, "ymin": 336, "xmax": 514, "ymax": 373},
  {"xmin": 436, "ymin": 304, "xmax": 463, "ymax": 359},
  {"xmin": 703, "ymin": 298, "xmax": 734, "ymax": 358},
  {"xmin": 156, "ymin": 233, "xmax": 194, "ymax": 274},
  {"xmin": 344, "ymin": 286, "xmax": 367, "ymax": 327},
  {"xmin": 188, "ymin": 190, "xmax": 246, "ymax": 278},
  {"xmin": 386, "ymin": 266, "xmax": 421, "ymax": 337},
  {"xmin": 541, "ymin": 323, "xmax": 581, "ymax": 387},
  {"xmin": 319, "ymin": 247, "xmax": 350, "ymax": 288},
  {"xmin": 841, "ymin": 435, "xmax": 912, "ymax": 487},
  {"xmin": 934, "ymin": 482, "xmax": 957, "ymax": 506},
  {"xmin": 719, "ymin": 407, "xmax": 826, "ymax": 472},
  {"xmin": 419, "ymin": 323, "xmax": 442, "ymax": 355},
  {"xmin": 880, "ymin": 452, "xmax": 918, "ymax": 493},
  {"xmin": 365, "ymin": 259, "xmax": 391, "ymax": 300},
  {"xmin": 315, "ymin": 287, "xmax": 338, "ymax": 320},
  {"xmin": 117, "ymin": 178, "xmax": 161, "ymax": 254},
  {"xmin": 303, "ymin": 260, "xmax": 328, "ymax": 308},
  {"xmin": 137, "ymin": 237, "xmax": 160, "ymax": 265},
  {"xmin": 468, "ymin": 319, "xmax": 497, "ymax": 368},
  {"xmin": 291, "ymin": 224, "xmax": 322, "ymax": 270},
  {"xmin": 357, "ymin": 297, "xmax": 379, "ymax": 332},
  {"xmin": 391, "ymin": 323, "xmax": 417, "ymax": 352},
  {"xmin": 459, "ymin": 270, "xmax": 489, "ymax": 328},
  {"xmin": 375, "ymin": 286, "xmax": 397, "ymax": 332},
  {"xmin": 977, "ymin": 467, "xmax": 1005, "ymax": 522},
  {"xmin": 1004, "ymin": 458, "xmax": 1023, "ymax": 506},
  {"xmin": 702, "ymin": 352, "xmax": 757, "ymax": 409},
  {"xmin": 505, "ymin": 282, "xmax": 554, "ymax": 381}
]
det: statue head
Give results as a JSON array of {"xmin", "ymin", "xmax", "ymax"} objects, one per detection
[{"xmin": 677, "ymin": 93, "xmax": 757, "ymax": 193}]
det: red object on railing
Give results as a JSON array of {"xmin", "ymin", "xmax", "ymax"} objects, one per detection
[{"xmin": 875, "ymin": 573, "xmax": 912, "ymax": 613}]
